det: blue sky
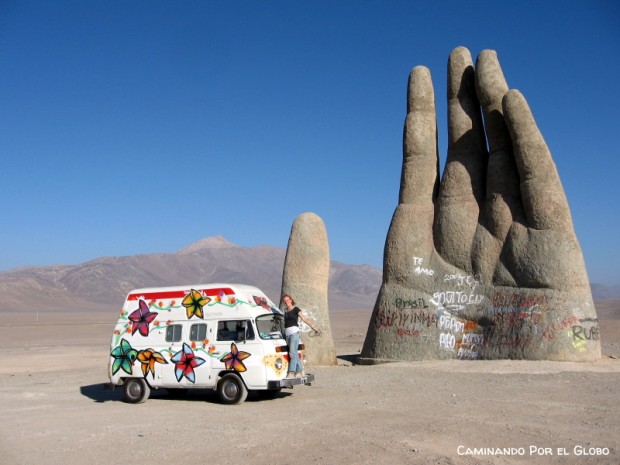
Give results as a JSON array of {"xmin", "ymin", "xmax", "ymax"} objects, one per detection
[{"xmin": 1, "ymin": 1, "xmax": 619, "ymax": 285}]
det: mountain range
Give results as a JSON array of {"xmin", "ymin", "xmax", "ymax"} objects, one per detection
[
  {"xmin": 1, "ymin": 235, "xmax": 617, "ymax": 314},
  {"xmin": 0, "ymin": 236, "xmax": 382, "ymax": 313}
]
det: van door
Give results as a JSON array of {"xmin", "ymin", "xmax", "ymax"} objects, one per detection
[
  {"xmin": 161, "ymin": 322, "xmax": 211, "ymax": 388},
  {"xmin": 161, "ymin": 322, "xmax": 185, "ymax": 387},
  {"xmin": 211, "ymin": 319, "xmax": 266, "ymax": 389}
]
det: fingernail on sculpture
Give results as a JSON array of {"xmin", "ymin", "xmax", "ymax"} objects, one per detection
[
  {"xmin": 360, "ymin": 47, "xmax": 600, "ymax": 362},
  {"xmin": 281, "ymin": 212, "xmax": 338, "ymax": 366}
]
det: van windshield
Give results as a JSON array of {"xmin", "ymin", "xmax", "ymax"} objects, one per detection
[{"xmin": 256, "ymin": 314, "xmax": 285, "ymax": 340}]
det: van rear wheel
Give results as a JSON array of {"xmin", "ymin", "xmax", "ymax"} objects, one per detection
[
  {"xmin": 217, "ymin": 373, "xmax": 248, "ymax": 404},
  {"xmin": 124, "ymin": 378, "xmax": 150, "ymax": 404}
]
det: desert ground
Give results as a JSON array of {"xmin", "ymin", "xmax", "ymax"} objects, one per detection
[{"xmin": 1, "ymin": 301, "xmax": 619, "ymax": 465}]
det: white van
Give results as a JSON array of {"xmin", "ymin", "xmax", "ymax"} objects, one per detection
[{"xmin": 107, "ymin": 283, "xmax": 314, "ymax": 404}]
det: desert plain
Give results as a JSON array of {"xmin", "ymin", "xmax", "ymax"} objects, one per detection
[{"xmin": 0, "ymin": 300, "xmax": 619, "ymax": 465}]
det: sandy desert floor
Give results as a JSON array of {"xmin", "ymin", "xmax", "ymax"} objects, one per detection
[{"xmin": 0, "ymin": 302, "xmax": 619, "ymax": 465}]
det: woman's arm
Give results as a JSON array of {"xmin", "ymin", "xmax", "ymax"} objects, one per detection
[{"xmin": 298, "ymin": 311, "xmax": 320, "ymax": 333}]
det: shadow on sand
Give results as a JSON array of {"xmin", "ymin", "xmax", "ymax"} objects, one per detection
[
  {"xmin": 80, "ymin": 383, "xmax": 293, "ymax": 404},
  {"xmin": 337, "ymin": 354, "xmax": 360, "ymax": 365},
  {"xmin": 80, "ymin": 383, "xmax": 124, "ymax": 403}
]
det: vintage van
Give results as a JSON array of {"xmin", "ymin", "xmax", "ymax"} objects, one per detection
[{"xmin": 108, "ymin": 283, "xmax": 313, "ymax": 404}]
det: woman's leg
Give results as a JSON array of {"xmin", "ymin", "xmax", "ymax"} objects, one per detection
[{"xmin": 287, "ymin": 331, "xmax": 301, "ymax": 374}]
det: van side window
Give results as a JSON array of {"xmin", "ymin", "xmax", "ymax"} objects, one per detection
[
  {"xmin": 190, "ymin": 323, "xmax": 207, "ymax": 341},
  {"xmin": 216, "ymin": 320, "xmax": 255, "ymax": 342},
  {"xmin": 165, "ymin": 324, "xmax": 182, "ymax": 342}
]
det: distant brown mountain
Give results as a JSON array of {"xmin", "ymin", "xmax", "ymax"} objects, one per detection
[
  {"xmin": 0, "ymin": 236, "xmax": 382, "ymax": 313},
  {"xmin": 591, "ymin": 283, "xmax": 620, "ymax": 301}
]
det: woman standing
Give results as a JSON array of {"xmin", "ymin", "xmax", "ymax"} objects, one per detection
[{"xmin": 282, "ymin": 294, "xmax": 320, "ymax": 378}]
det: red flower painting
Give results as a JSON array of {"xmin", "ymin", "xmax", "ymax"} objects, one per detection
[
  {"xmin": 171, "ymin": 343, "xmax": 206, "ymax": 383},
  {"xmin": 128, "ymin": 299, "xmax": 158, "ymax": 337}
]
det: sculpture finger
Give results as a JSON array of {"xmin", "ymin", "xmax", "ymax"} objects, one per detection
[
  {"xmin": 434, "ymin": 46, "xmax": 487, "ymax": 272},
  {"xmin": 471, "ymin": 50, "xmax": 523, "ymax": 284},
  {"xmin": 475, "ymin": 50, "xmax": 520, "ymax": 203},
  {"xmin": 399, "ymin": 66, "xmax": 439, "ymax": 206},
  {"xmin": 443, "ymin": 46, "xmax": 488, "ymax": 201},
  {"xmin": 281, "ymin": 212, "xmax": 337, "ymax": 366},
  {"xmin": 503, "ymin": 90, "xmax": 573, "ymax": 230},
  {"xmin": 361, "ymin": 67, "xmax": 441, "ymax": 362},
  {"xmin": 382, "ymin": 66, "xmax": 438, "ymax": 285}
]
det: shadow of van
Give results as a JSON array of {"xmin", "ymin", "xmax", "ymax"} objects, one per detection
[{"xmin": 79, "ymin": 383, "xmax": 292, "ymax": 404}]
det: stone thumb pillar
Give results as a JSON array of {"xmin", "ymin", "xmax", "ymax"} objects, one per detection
[{"xmin": 281, "ymin": 212, "xmax": 337, "ymax": 366}]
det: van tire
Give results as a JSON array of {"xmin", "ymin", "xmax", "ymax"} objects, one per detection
[
  {"xmin": 123, "ymin": 378, "xmax": 150, "ymax": 404},
  {"xmin": 217, "ymin": 373, "xmax": 248, "ymax": 404}
]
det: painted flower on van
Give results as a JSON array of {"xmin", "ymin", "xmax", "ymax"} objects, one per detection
[
  {"xmin": 128, "ymin": 299, "xmax": 158, "ymax": 337},
  {"xmin": 171, "ymin": 343, "xmax": 206, "ymax": 383},
  {"xmin": 137, "ymin": 348, "xmax": 168, "ymax": 379},
  {"xmin": 253, "ymin": 296, "xmax": 271, "ymax": 310},
  {"xmin": 220, "ymin": 342, "xmax": 251, "ymax": 372},
  {"xmin": 215, "ymin": 290, "xmax": 236, "ymax": 305},
  {"xmin": 182, "ymin": 289, "xmax": 211, "ymax": 319},
  {"xmin": 111, "ymin": 338, "xmax": 138, "ymax": 375}
]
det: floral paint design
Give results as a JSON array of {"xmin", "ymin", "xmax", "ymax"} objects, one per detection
[
  {"xmin": 111, "ymin": 338, "xmax": 138, "ymax": 375},
  {"xmin": 182, "ymin": 289, "xmax": 211, "ymax": 319},
  {"xmin": 171, "ymin": 343, "xmax": 206, "ymax": 383},
  {"xmin": 215, "ymin": 291, "xmax": 236, "ymax": 305},
  {"xmin": 253, "ymin": 296, "xmax": 271, "ymax": 310},
  {"xmin": 220, "ymin": 342, "xmax": 251, "ymax": 372},
  {"xmin": 128, "ymin": 299, "xmax": 158, "ymax": 337},
  {"xmin": 137, "ymin": 348, "xmax": 168, "ymax": 379}
]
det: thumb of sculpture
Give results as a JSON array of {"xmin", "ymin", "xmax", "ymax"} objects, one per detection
[{"xmin": 281, "ymin": 212, "xmax": 337, "ymax": 366}]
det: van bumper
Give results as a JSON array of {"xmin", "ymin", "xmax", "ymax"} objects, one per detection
[{"xmin": 268, "ymin": 373, "xmax": 315, "ymax": 389}]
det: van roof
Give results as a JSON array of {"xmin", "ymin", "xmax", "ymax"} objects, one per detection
[{"xmin": 126, "ymin": 283, "xmax": 271, "ymax": 303}]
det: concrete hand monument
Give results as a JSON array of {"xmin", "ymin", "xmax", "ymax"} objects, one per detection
[
  {"xmin": 361, "ymin": 47, "xmax": 600, "ymax": 362},
  {"xmin": 281, "ymin": 212, "xmax": 337, "ymax": 366}
]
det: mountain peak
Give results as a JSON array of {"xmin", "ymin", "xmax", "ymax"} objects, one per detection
[{"xmin": 177, "ymin": 236, "xmax": 238, "ymax": 254}]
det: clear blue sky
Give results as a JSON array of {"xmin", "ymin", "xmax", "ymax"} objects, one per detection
[{"xmin": 1, "ymin": 1, "xmax": 619, "ymax": 285}]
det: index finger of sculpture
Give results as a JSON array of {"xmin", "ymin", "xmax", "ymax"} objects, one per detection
[
  {"xmin": 399, "ymin": 66, "xmax": 439, "ymax": 206},
  {"xmin": 503, "ymin": 90, "xmax": 573, "ymax": 230}
]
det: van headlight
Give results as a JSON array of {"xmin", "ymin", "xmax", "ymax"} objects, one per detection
[{"xmin": 275, "ymin": 358, "xmax": 283, "ymax": 370}]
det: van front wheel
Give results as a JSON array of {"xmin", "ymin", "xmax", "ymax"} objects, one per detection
[
  {"xmin": 124, "ymin": 378, "xmax": 150, "ymax": 404},
  {"xmin": 217, "ymin": 373, "xmax": 248, "ymax": 404}
]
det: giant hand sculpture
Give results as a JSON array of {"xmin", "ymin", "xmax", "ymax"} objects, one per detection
[{"xmin": 360, "ymin": 47, "xmax": 600, "ymax": 362}]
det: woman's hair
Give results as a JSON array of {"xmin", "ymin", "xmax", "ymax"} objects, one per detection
[{"xmin": 282, "ymin": 294, "xmax": 295, "ymax": 305}]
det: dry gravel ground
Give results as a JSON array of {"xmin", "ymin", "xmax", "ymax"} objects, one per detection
[{"xmin": 1, "ymin": 303, "xmax": 619, "ymax": 465}]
